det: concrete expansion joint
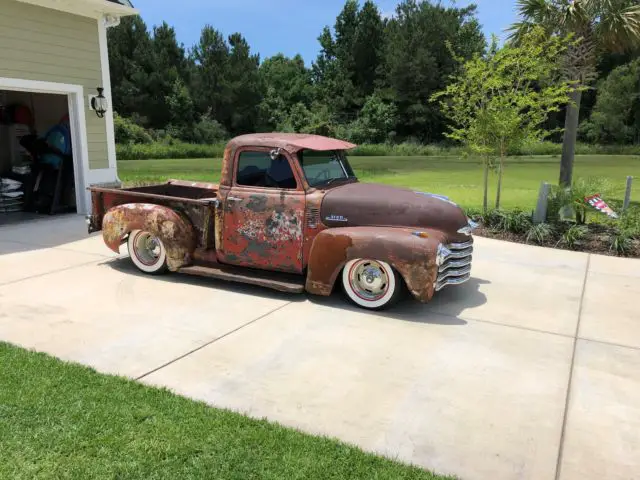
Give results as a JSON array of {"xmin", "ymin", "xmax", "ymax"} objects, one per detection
[
  {"xmin": 135, "ymin": 301, "xmax": 294, "ymax": 381},
  {"xmin": 0, "ymin": 259, "xmax": 104, "ymax": 288},
  {"xmin": 554, "ymin": 253, "xmax": 591, "ymax": 480}
]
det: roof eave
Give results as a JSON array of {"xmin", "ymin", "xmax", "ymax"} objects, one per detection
[{"xmin": 14, "ymin": 0, "xmax": 139, "ymax": 19}]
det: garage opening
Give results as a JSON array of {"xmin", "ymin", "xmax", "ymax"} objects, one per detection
[{"xmin": 0, "ymin": 90, "xmax": 77, "ymax": 223}]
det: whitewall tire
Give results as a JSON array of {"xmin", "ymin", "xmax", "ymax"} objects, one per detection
[
  {"xmin": 127, "ymin": 230, "xmax": 168, "ymax": 275},
  {"xmin": 342, "ymin": 258, "xmax": 402, "ymax": 310}
]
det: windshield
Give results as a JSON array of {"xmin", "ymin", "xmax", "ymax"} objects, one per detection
[{"xmin": 298, "ymin": 149, "xmax": 356, "ymax": 187}]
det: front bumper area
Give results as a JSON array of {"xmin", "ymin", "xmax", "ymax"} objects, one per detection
[{"xmin": 435, "ymin": 240, "xmax": 473, "ymax": 291}]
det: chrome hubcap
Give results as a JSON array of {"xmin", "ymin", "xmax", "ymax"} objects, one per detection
[
  {"xmin": 349, "ymin": 260, "xmax": 389, "ymax": 301},
  {"xmin": 133, "ymin": 232, "xmax": 162, "ymax": 266}
]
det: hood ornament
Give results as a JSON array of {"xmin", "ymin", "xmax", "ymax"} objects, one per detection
[{"xmin": 458, "ymin": 219, "xmax": 479, "ymax": 236}]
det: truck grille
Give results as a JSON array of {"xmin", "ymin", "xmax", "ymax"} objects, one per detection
[{"xmin": 436, "ymin": 240, "xmax": 473, "ymax": 292}]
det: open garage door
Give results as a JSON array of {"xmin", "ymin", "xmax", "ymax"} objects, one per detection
[{"xmin": 0, "ymin": 80, "xmax": 89, "ymax": 225}]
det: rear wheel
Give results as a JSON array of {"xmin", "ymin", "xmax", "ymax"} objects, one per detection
[
  {"xmin": 127, "ymin": 230, "xmax": 167, "ymax": 275},
  {"xmin": 342, "ymin": 259, "xmax": 402, "ymax": 310}
]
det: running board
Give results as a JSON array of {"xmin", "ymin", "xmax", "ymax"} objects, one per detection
[{"xmin": 178, "ymin": 265, "xmax": 306, "ymax": 294}]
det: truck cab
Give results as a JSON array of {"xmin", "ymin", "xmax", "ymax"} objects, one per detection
[{"xmin": 89, "ymin": 133, "xmax": 476, "ymax": 310}]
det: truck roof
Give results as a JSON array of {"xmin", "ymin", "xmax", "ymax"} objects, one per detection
[{"xmin": 228, "ymin": 133, "xmax": 356, "ymax": 153}]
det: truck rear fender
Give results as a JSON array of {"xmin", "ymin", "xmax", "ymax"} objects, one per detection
[
  {"xmin": 102, "ymin": 203, "xmax": 196, "ymax": 271},
  {"xmin": 305, "ymin": 227, "xmax": 446, "ymax": 303}
]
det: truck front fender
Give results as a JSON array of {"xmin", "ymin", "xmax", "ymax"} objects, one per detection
[
  {"xmin": 102, "ymin": 203, "xmax": 196, "ymax": 271},
  {"xmin": 305, "ymin": 227, "xmax": 446, "ymax": 303}
]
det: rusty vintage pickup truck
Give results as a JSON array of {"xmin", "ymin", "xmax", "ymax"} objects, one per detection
[{"xmin": 88, "ymin": 133, "xmax": 476, "ymax": 310}]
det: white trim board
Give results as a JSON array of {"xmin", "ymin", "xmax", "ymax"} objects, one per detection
[
  {"xmin": 98, "ymin": 15, "xmax": 118, "ymax": 177},
  {"xmin": 0, "ymin": 76, "xmax": 90, "ymax": 214},
  {"xmin": 14, "ymin": 0, "xmax": 139, "ymax": 19}
]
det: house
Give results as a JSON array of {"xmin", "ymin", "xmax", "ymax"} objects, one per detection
[{"xmin": 0, "ymin": 0, "xmax": 137, "ymax": 218}]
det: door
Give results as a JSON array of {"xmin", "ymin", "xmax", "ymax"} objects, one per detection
[{"xmin": 221, "ymin": 148, "xmax": 306, "ymax": 273}]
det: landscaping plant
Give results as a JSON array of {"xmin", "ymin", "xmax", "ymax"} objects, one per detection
[
  {"xmin": 433, "ymin": 27, "xmax": 572, "ymax": 212},
  {"xmin": 496, "ymin": 209, "xmax": 533, "ymax": 234},
  {"xmin": 525, "ymin": 223, "xmax": 555, "ymax": 245},
  {"xmin": 610, "ymin": 232, "xmax": 633, "ymax": 256},
  {"xmin": 558, "ymin": 224, "xmax": 588, "ymax": 250},
  {"xmin": 547, "ymin": 177, "xmax": 615, "ymax": 224}
]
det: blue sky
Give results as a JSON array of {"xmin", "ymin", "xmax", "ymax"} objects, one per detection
[{"xmin": 133, "ymin": 0, "xmax": 518, "ymax": 63}]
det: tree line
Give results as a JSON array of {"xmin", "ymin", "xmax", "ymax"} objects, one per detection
[{"xmin": 108, "ymin": 0, "xmax": 640, "ymax": 147}]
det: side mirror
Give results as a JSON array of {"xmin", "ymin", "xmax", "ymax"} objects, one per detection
[{"xmin": 270, "ymin": 148, "xmax": 282, "ymax": 161}]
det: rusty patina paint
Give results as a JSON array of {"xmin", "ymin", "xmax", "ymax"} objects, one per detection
[
  {"xmin": 214, "ymin": 189, "xmax": 227, "ymax": 260},
  {"xmin": 221, "ymin": 146, "xmax": 234, "ymax": 186},
  {"xmin": 166, "ymin": 179, "xmax": 219, "ymax": 191},
  {"xmin": 102, "ymin": 203, "xmax": 196, "ymax": 271},
  {"xmin": 90, "ymin": 182, "xmax": 215, "ymax": 250},
  {"xmin": 302, "ymin": 189, "xmax": 328, "ymax": 269},
  {"xmin": 226, "ymin": 133, "xmax": 356, "ymax": 156},
  {"xmin": 221, "ymin": 188, "xmax": 305, "ymax": 273},
  {"xmin": 305, "ymin": 226, "xmax": 446, "ymax": 302}
]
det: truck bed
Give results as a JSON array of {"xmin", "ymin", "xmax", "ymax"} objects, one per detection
[
  {"xmin": 87, "ymin": 179, "xmax": 219, "ymax": 242},
  {"xmin": 117, "ymin": 180, "xmax": 219, "ymax": 201}
]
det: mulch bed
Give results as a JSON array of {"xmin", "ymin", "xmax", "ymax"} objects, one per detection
[{"xmin": 474, "ymin": 224, "xmax": 640, "ymax": 258}]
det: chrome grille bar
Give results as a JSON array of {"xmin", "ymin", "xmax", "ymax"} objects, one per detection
[{"xmin": 436, "ymin": 240, "xmax": 474, "ymax": 291}]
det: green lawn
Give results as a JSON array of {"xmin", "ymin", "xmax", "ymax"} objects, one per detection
[
  {"xmin": 0, "ymin": 343, "xmax": 447, "ymax": 480},
  {"xmin": 118, "ymin": 154, "xmax": 640, "ymax": 211}
]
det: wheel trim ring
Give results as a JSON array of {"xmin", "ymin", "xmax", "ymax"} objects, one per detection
[
  {"xmin": 132, "ymin": 232, "xmax": 161, "ymax": 267},
  {"xmin": 348, "ymin": 260, "xmax": 390, "ymax": 302}
]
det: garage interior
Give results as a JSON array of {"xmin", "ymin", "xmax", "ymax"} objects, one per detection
[{"xmin": 0, "ymin": 90, "xmax": 76, "ymax": 223}]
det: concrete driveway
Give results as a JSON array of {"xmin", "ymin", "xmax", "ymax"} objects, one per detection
[{"xmin": 0, "ymin": 215, "xmax": 638, "ymax": 480}]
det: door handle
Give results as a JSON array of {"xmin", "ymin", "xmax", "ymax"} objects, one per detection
[{"xmin": 227, "ymin": 196, "xmax": 242, "ymax": 203}]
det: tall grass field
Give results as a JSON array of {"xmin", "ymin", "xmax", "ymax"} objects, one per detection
[
  {"xmin": 118, "ymin": 154, "xmax": 640, "ymax": 211},
  {"xmin": 116, "ymin": 141, "xmax": 640, "ymax": 161}
]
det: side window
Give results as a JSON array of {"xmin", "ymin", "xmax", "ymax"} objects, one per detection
[{"xmin": 236, "ymin": 151, "xmax": 297, "ymax": 189}]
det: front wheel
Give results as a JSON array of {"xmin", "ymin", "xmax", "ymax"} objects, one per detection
[
  {"xmin": 127, "ymin": 230, "xmax": 168, "ymax": 275},
  {"xmin": 342, "ymin": 259, "xmax": 402, "ymax": 310}
]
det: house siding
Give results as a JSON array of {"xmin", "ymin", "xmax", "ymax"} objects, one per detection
[{"xmin": 0, "ymin": 0, "xmax": 108, "ymax": 169}]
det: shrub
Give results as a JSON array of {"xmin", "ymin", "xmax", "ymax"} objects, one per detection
[
  {"xmin": 610, "ymin": 232, "xmax": 633, "ymax": 256},
  {"xmin": 547, "ymin": 177, "xmax": 615, "ymax": 224},
  {"xmin": 343, "ymin": 94, "xmax": 398, "ymax": 144},
  {"xmin": 115, "ymin": 138, "xmax": 640, "ymax": 160},
  {"xmin": 470, "ymin": 209, "xmax": 503, "ymax": 229},
  {"xmin": 511, "ymin": 139, "xmax": 561, "ymax": 156},
  {"xmin": 189, "ymin": 116, "xmax": 228, "ymax": 144},
  {"xmin": 558, "ymin": 224, "xmax": 588, "ymax": 249},
  {"xmin": 349, "ymin": 143, "xmax": 463, "ymax": 157},
  {"xmin": 114, "ymin": 113, "xmax": 153, "ymax": 144},
  {"xmin": 618, "ymin": 207, "xmax": 640, "ymax": 239},
  {"xmin": 525, "ymin": 223, "xmax": 554, "ymax": 244},
  {"xmin": 495, "ymin": 209, "xmax": 532, "ymax": 234},
  {"xmin": 116, "ymin": 142, "xmax": 226, "ymax": 160}
]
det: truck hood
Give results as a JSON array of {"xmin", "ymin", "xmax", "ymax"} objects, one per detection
[{"xmin": 320, "ymin": 182, "xmax": 470, "ymax": 235}]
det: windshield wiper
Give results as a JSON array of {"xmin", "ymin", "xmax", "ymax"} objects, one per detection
[{"xmin": 315, "ymin": 176, "xmax": 354, "ymax": 187}]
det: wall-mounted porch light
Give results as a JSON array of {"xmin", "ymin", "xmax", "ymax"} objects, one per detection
[{"xmin": 91, "ymin": 87, "xmax": 108, "ymax": 119}]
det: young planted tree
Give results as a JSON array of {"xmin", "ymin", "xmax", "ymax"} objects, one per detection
[
  {"xmin": 433, "ymin": 28, "xmax": 573, "ymax": 211},
  {"xmin": 509, "ymin": 0, "xmax": 640, "ymax": 186}
]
